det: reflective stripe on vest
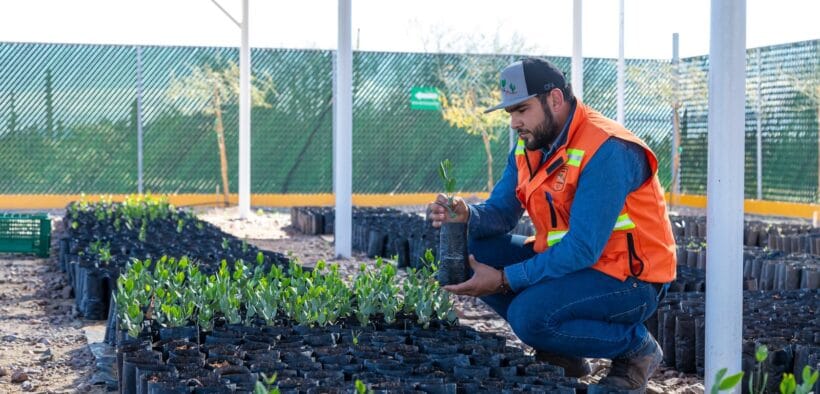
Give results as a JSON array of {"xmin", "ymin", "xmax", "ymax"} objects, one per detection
[
  {"xmin": 567, "ymin": 148, "xmax": 585, "ymax": 167},
  {"xmin": 515, "ymin": 139, "xmax": 525, "ymax": 156},
  {"xmin": 547, "ymin": 214, "xmax": 634, "ymax": 248},
  {"xmin": 547, "ymin": 230, "xmax": 568, "ymax": 246},
  {"xmin": 613, "ymin": 213, "xmax": 636, "ymax": 231}
]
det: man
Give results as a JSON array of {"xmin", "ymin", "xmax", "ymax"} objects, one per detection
[{"xmin": 427, "ymin": 57, "xmax": 676, "ymax": 392}]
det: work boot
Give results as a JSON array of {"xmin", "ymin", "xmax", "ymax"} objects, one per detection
[
  {"xmin": 589, "ymin": 336, "xmax": 663, "ymax": 393},
  {"xmin": 534, "ymin": 350, "xmax": 591, "ymax": 378}
]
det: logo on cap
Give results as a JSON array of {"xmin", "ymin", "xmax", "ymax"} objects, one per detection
[{"xmin": 501, "ymin": 79, "xmax": 517, "ymax": 95}]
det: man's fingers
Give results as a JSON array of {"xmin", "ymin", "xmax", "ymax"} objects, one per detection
[
  {"xmin": 467, "ymin": 254, "xmax": 479, "ymax": 269},
  {"xmin": 443, "ymin": 280, "xmax": 472, "ymax": 295}
]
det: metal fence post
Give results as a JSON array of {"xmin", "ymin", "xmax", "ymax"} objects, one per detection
[
  {"xmin": 756, "ymin": 47, "xmax": 763, "ymax": 200},
  {"xmin": 136, "ymin": 45, "xmax": 144, "ymax": 194}
]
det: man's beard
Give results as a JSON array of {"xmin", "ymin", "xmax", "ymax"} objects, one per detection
[{"xmin": 521, "ymin": 105, "xmax": 561, "ymax": 150}]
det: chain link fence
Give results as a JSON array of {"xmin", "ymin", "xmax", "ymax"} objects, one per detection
[{"xmin": 0, "ymin": 40, "xmax": 817, "ymax": 201}]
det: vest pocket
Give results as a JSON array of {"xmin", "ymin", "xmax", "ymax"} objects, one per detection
[
  {"xmin": 545, "ymin": 192, "xmax": 557, "ymax": 228},
  {"xmin": 626, "ymin": 233, "xmax": 645, "ymax": 277}
]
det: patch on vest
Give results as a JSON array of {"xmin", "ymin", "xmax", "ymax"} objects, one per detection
[{"xmin": 553, "ymin": 166, "xmax": 569, "ymax": 191}]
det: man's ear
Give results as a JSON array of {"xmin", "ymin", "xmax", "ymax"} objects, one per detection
[{"xmin": 549, "ymin": 88, "xmax": 564, "ymax": 110}]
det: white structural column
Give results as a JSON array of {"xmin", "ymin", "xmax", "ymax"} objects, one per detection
[
  {"xmin": 572, "ymin": 0, "xmax": 583, "ymax": 101},
  {"xmin": 238, "ymin": 0, "xmax": 251, "ymax": 218},
  {"xmin": 616, "ymin": 0, "xmax": 625, "ymax": 125},
  {"xmin": 705, "ymin": 0, "xmax": 746, "ymax": 392},
  {"xmin": 672, "ymin": 34, "xmax": 680, "ymax": 197},
  {"xmin": 334, "ymin": 0, "xmax": 353, "ymax": 258}
]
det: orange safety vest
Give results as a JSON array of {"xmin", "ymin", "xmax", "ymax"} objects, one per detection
[{"xmin": 515, "ymin": 102, "xmax": 677, "ymax": 283}]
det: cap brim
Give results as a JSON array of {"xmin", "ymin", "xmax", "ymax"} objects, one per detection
[{"xmin": 483, "ymin": 94, "xmax": 537, "ymax": 113}]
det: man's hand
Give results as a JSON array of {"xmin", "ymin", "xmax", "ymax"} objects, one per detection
[
  {"xmin": 427, "ymin": 193, "xmax": 469, "ymax": 228},
  {"xmin": 443, "ymin": 255, "xmax": 504, "ymax": 297}
]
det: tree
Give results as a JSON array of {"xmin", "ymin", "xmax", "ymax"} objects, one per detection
[
  {"xmin": 432, "ymin": 28, "xmax": 533, "ymax": 191},
  {"xmin": 628, "ymin": 60, "xmax": 708, "ymax": 204},
  {"xmin": 167, "ymin": 58, "xmax": 273, "ymax": 205}
]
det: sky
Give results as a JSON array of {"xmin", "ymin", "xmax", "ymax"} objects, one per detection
[{"xmin": 0, "ymin": 0, "xmax": 818, "ymax": 59}]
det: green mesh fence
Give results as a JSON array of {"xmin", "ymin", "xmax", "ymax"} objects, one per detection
[
  {"xmin": 678, "ymin": 40, "xmax": 820, "ymax": 201},
  {"xmin": 0, "ymin": 40, "xmax": 817, "ymax": 201}
]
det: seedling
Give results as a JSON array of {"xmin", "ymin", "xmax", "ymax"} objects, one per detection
[
  {"xmin": 254, "ymin": 372, "xmax": 281, "ymax": 394},
  {"xmin": 437, "ymin": 159, "xmax": 458, "ymax": 218}
]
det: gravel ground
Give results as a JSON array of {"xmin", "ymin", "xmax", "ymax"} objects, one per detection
[{"xmin": 0, "ymin": 222, "xmax": 105, "ymax": 394}]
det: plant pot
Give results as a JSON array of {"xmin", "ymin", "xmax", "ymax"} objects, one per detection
[
  {"xmin": 165, "ymin": 341, "xmax": 200, "ymax": 359},
  {"xmin": 159, "ymin": 326, "xmax": 198, "ymax": 342},
  {"xmin": 429, "ymin": 354, "xmax": 470, "ymax": 373},
  {"xmin": 146, "ymin": 377, "xmax": 189, "ymax": 394},
  {"xmin": 166, "ymin": 354, "xmax": 206, "ymax": 369},
  {"xmin": 215, "ymin": 365, "xmax": 257, "ymax": 392},
  {"xmin": 205, "ymin": 355, "xmax": 244, "ymax": 370},
  {"xmin": 416, "ymin": 381, "xmax": 457, "ymax": 394},
  {"xmin": 453, "ymin": 365, "xmax": 490, "ymax": 380},
  {"xmin": 121, "ymin": 357, "xmax": 162, "ymax": 394},
  {"xmin": 674, "ymin": 313, "xmax": 696, "ymax": 373},
  {"xmin": 437, "ymin": 222, "xmax": 468, "ymax": 285},
  {"xmin": 117, "ymin": 338, "xmax": 152, "ymax": 386},
  {"xmin": 135, "ymin": 364, "xmax": 177, "ymax": 394},
  {"xmin": 203, "ymin": 344, "xmax": 242, "ymax": 359},
  {"xmin": 245, "ymin": 349, "xmax": 281, "ymax": 364},
  {"xmin": 303, "ymin": 369, "xmax": 345, "ymax": 383}
]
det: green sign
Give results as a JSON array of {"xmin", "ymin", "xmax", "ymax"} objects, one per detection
[{"xmin": 410, "ymin": 86, "xmax": 441, "ymax": 111}]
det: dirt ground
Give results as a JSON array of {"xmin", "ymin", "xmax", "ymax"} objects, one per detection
[
  {"xmin": 0, "ymin": 207, "xmax": 707, "ymax": 393},
  {"xmin": 0, "ymin": 223, "xmax": 105, "ymax": 393}
]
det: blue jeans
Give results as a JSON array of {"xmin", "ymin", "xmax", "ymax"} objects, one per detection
[{"xmin": 469, "ymin": 233, "xmax": 661, "ymax": 359}]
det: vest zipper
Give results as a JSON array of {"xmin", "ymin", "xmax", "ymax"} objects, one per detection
[
  {"xmin": 524, "ymin": 150, "xmax": 535, "ymax": 180},
  {"xmin": 545, "ymin": 192, "xmax": 557, "ymax": 228}
]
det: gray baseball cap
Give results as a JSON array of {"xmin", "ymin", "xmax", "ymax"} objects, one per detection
[{"xmin": 484, "ymin": 58, "xmax": 568, "ymax": 113}]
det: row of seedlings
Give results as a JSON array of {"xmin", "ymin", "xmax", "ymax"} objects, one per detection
[
  {"xmin": 58, "ymin": 195, "xmax": 288, "ymax": 321},
  {"xmin": 112, "ymin": 252, "xmax": 578, "ymax": 393}
]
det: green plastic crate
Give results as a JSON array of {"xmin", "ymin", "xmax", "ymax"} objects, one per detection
[{"xmin": 0, "ymin": 213, "xmax": 51, "ymax": 257}]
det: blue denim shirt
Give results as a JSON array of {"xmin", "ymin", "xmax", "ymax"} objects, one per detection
[{"xmin": 467, "ymin": 126, "xmax": 652, "ymax": 292}]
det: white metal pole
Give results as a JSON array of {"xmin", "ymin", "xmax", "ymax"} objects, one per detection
[
  {"xmin": 572, "ymin": 0, "xmax": 583, "ymax": 101},
  {"xmin": 136, "ymin": 45, "xmax": 144, "ymax": 194},
  {"xmin": 616, "ymin": 0, "xmax": 625, "ymax": 125},
  {"xmin": 756, "ymin": 48, "xmax": 763, "ymax": 200},
  {"xmin": 334, "ymin": 0, "xmax": 353, "ymax": 258},
  {"xmin": 705, "ymin": 0, "xmax": 745, "ymax": 391},
  {"xmin": 238, "ymin": 0, "xmax": 251, "ymax": 219},
  {"xmin": 672, "ymin": 34, "xmax": 680, "ymax": 197}
]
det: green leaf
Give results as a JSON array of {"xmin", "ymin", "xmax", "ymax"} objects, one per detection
[
  {"xmin": 718, "ymin": 371, "xmax": 744, "ymax": 391},
  {"xmin": 355, "ymin": 380, "xmax": 368, "ymax": 394},
  {"xmin": 712, "ymin": 368, "xmax": 728, "ymax": 394},
  {"xmin": 755, "ymin": 345, "xmax": 769, "ymax": 363},
  {"xmin": 780, "ymin": 373, "xmax": 796, "ymax": 394},
  {"xmin": 802, "ymin": 365, "xmax": 818, "ymax": 385}
]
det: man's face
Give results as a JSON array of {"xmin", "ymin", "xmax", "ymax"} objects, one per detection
[{"xmin": 506, "ymin": 95, "xmax": 562, "ymax": 151}]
